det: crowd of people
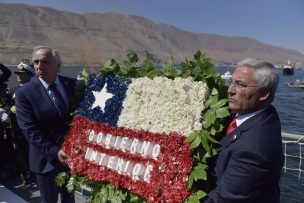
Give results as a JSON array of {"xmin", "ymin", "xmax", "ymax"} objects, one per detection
[
  {"xmin": 0, "ymin": 46, "xmax": 284, "ymax": 203},
  {"xmin": 0, "ymin": 61, "xmax": 34, "ymax": 185}
]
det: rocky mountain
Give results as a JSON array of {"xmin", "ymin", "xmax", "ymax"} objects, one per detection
[{"xmin": 1, "ymin": 3, "xmax": 304, "ymax": 65}]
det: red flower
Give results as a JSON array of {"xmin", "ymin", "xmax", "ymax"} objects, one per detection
[{"xmin": 62, "ymin": 115, "xmax": 193, "ymax": 202}]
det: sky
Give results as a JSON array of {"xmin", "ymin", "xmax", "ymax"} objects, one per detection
[{"xmin": 2, "ymin": 0, "xmax": 304, "ymax": 54}]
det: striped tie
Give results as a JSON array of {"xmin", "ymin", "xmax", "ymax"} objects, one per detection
[{"xmin": 48, "ymin": 83, "xmax": 67, "ymax": 117}]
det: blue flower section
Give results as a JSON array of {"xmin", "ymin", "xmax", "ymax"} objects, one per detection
[{"xmin": 77, "ymin": 74, "xmax": 132, "ymax": 127}]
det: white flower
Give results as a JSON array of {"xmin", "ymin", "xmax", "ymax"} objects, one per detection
[{"xmin": 117, "ymin": 77, "xmax": 209, "ymax": 136}]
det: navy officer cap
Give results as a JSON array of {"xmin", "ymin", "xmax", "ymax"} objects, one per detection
[{"xmin": 15, "ymin": 63, "xmax": 35, "ymax": 76}]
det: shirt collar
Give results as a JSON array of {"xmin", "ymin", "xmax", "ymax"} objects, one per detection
[
  {"xmin": 38, "ymin": 76, "xmax": 60, "ymax": 89},
  {"xmin": 235, "ymin": 108, "xmax": 266, "ymax": 127}
]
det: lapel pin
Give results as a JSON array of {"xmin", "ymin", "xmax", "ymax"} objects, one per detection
[{"xmin": 231, "ymin": 134, "xmax": 237, "ymax": 141}]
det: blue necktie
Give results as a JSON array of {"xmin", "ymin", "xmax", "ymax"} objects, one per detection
[{"xmin": 48, "ymin": 83, "xmax": 67, "ymax": 117}]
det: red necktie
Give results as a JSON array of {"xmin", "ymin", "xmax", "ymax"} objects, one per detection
[{"xmin": 225, "ymin": 116, "xmax": 237, "ymax": 136}]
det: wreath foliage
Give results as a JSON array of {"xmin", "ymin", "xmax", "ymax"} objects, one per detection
[{"xmin": 56, "ymin": 50, "xmax": 229, "ymax": 202}]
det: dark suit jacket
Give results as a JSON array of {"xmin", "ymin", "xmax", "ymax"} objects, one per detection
[
  {"xmin": 15, "ymin": 76, "xmax": 76, "ymax": 174},
  {"xmin": 205, "ymin": 105, "xmax": 284, "ymax": 203}
]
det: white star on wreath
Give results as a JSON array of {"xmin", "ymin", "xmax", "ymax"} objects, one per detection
[{"xmin": 91, "ymin": 83, "xmax": 114, "ymax": 112}]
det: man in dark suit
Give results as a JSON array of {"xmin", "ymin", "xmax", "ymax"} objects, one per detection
[
  {"xmin": 205, "ymin": 58, "xmax": 283, "ymax": 203},
  {"xmin": 15, "ymin": 46, "xmax": 76, "ymax": 203}
]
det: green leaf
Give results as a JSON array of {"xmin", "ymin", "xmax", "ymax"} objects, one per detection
[
  {"xmin": 162, "ymin": 64, "xmax": 180, "ymax": 78},
  {"xmin": 128, "ymin": 52, "xmax": 139, "ymax": 63},
  {"xmin": 202, "ymin": 118, "xmax": 212, "ymax": 129},
  {"xmin": 210, "ymin": 127, "xmax": 216, "ymax": 135},
  {"xmin": 185, "ymin": 131, "xmax": 198, "ymax": 143},
  {"xmin": 186, "ymin": 195, "xmax": 200, "ymax": 203},
  {"xmin": 196, "ymin": 190, "xmax": 207, "ymax": 199},
  {"xmin": 129, "ymin": 193, "xmax": 146, "ymax": 202},
  {"xmin": 204, "ymin": 148, "xmax": 218, "ymax": 158},
  {"xmin": 215, "ymin": 107, "xmax": 230, "ymax": 118},
  {"xmin": 190, "ymin": 136, "xmax": 201, "ymax": 149},
  {"xmin": 202, "ymin": 130, "xmax": 218, "ymax": 143},
  {"xmin": 186, "ymin": 190, "xmax": 207, "ymax": 203},
  {"xmin": 66, "ymin": 183, "xmax": 74, "ymax": 193},
  {"xmin": 194, "ymin": 162, "xmax": 208, "ymax": 172},
  {"xmin": 203, "ymin": 109, "xmax": 216, "ymax": 126},
  {"xmin": 211, "ymin": 121, "xmax": 224, "ymax": 133},
  {"xmin": 188, "ymin": 173, "xmax": 194, "ymax": 188},
  {"xmin": 210, "ymin": 88, "xmax": 219, "ymax": 96},
  {"xmin": 145, "ymin": 69, "xmax": 161, "ymax": 78},
  {"xmin": 55, "ymin": 172, "xmax": 69, "ymax": 187},
  {"xmin": 210, "ymin": 98, "xmax": 227, "ymax": 109},
  {"xmin": 191, "ymin": 166, "xmax": 207, "ymax": 181},
  {"xmin": 204, "ymin": 95, "xmax": 218, "ymax": 108},
  {"xmin": 119, "ymin": 67, "xmax": 129, "ymax": 76},
  {"xmin": 77, "ymin": 68, "xmax": 89, "ymax": 84},
  {"xmin": 200, "ymin": 134, "xmax": 211, "ymax": 153},
  {"xmin": 101, "ymin": 59, "xmax": 120, "ymax": 76}
]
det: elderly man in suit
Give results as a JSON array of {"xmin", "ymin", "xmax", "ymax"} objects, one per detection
[
  {"xmin": 205, "ymin": 58, "xmax": 283, "ymax": 203},
  {"xmin": 15, "ymin": 46, "xmax": 76, "ymax": 203}
]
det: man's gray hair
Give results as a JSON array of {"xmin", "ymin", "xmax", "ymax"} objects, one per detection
[
  {"xmin": 32, "ymin": 46, "xmax": 62, "ymax": 68},
  {"xmin": 237, "ymin": 58, "xmax": 279, "ymax": 102}
]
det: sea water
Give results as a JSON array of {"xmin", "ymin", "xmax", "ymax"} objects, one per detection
[{"xmin": 274, "ymin": 69, "xmax": 304, "ymax": 203}]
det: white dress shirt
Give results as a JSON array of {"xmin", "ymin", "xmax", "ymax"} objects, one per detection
[{"xmin": 38, "ymin": 77, "xmax": 69, "ymax": 107}]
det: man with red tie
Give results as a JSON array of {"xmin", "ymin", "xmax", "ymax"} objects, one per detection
[
  {"xmin": 15, "ymin": 46, "xmax": 76, "ymax": 203},
  {"xmin": 204, "ymin": 58, "xmax": 283, "ymax": 203}
]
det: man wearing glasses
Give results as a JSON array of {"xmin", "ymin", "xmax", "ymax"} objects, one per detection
[{"xmin": 205, "ymin": 58, "xmax": 283, "ymax": 203}]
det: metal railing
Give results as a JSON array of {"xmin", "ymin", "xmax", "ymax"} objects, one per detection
[{"xmin": 282, "ymin": 132, "xmax": 304, "ymax": 179}]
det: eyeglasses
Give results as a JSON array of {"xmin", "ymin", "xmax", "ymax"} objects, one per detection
[{"xmin": 228, "ymin": 79, "xmax": 259, "ymax": 89}]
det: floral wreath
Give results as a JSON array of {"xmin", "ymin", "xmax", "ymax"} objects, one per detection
[{"xmin": 56, "ymin": 51, "xmax": 229, "ymax": 202}]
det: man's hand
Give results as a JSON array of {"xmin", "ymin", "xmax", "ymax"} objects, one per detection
[{"xmin": 58, "ymin": 149, "xmax": 69, "ymax": 165}]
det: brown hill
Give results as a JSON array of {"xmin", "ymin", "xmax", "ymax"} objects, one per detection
[{"xmin": 1, "ymin": 3, "xmax": 304, "ymax": 65}]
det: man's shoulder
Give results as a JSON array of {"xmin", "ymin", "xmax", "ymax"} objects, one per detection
[
  {"xmin": 58, "ymin": 75, "xmax": 76, "ymax": 82},
  {"xmin": 247, "ymin": 105, "xmax": 279, "ymax": 124},
  {"xmin": 16, "ymin": 77, "xmax": 39, "ymax": 94},
  {"xmin": 258, "ymin": 105, "xmax": 280, "ymax": 126},
  {"xmin": 234, "ymin": 106, "xmax": 281, "ymax": 145},
  {"xmin": 58, "ymin": 75, "xmax": 77, "ymax": 89}
]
